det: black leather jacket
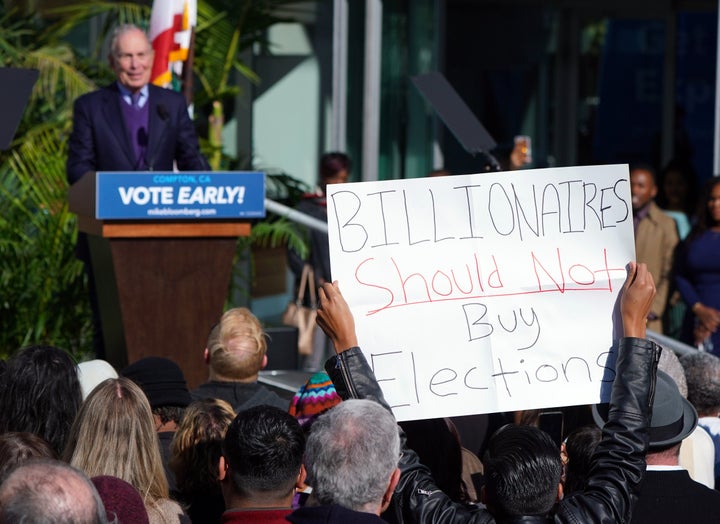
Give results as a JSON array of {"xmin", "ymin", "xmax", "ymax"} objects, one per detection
[{"xmin": 325, "ymin": 338, "xmax": 660, "ymax": 524}]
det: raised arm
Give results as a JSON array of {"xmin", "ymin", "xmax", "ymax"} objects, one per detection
[
  {"xmin": 318, "ymin": 282, "xmax": 493, "ymax": 523},
  {"xmin": 558, "ymin": 262, "xmax": 661, "ymax": 523},
  {"xmin": 317, "ymin": 264, "xmax": 661, "ymax": 524}
]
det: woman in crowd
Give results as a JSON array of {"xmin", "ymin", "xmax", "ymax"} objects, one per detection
[
  {"xmin": 62, "ymin": 377, "xmax": 188, "ymax": 524},
  {"xmin": 169, "ymin": 398, "xmax": 236, "ymax": 524},
  {"xmin": 675, "ymin": 177, "xmax": 720, "ymax": 355},
  {"xmin": 287, "ymin": 152, "xmax": 351, "ymax": 371},
  {"xmin": 658, "ymin": 160, "xmax": 698, "ymax": 338},
  {"xmin": 0, "ymin": 345, "xmax": 82, "ymax": 455}
]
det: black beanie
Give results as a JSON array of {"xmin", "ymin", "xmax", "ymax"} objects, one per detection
[{"xmin": 121, "ymin": 356, "xmax": 191, "ymax": 408}]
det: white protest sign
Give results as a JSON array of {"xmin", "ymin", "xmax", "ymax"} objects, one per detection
[{"xmin": 326, "ymin": 164, "xmax": 635, "ymax": 421}]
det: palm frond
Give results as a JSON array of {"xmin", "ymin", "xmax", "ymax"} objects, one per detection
[
  {"xmin": 24, "ymin": 45, "xmax": 97, "ymax": 107},
  {"xmin": 251, "ymin": 218, "xmax": 308, "ymax": 260}
]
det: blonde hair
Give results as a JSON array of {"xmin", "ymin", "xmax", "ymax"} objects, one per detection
[
  {"xmin": 169, "ymin": 398, "xmax": 236, "ymax": 493},
  {"xmin": 207, "ymin": 307, "xmax": 267, "ymax": 380},
  {"xmin": 62, "ymin": 378, "xmax": 169, "ymax": 503}
]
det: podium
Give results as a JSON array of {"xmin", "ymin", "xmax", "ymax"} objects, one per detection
[{"xmin": 68, "ymin": 171, "xmax": 263, "ymax": 388}]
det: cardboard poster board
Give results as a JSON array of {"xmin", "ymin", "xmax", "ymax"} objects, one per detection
[{"xmin": 326, "ymin": 165, "xmax": 634, "ymax": 421}]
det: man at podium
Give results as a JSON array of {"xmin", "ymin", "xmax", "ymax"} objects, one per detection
[{"xmin": 67, "ymin": 24, "xmax": 210, "ymax": 356}]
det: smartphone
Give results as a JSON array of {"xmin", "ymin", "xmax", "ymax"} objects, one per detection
[{"xmin": 538, "ymin": 410, "xmax": 564, "ymax": 449}]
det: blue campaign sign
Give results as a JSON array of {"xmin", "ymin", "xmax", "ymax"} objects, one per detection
[{"xmin": 95, "ymin": 171, "xmax": 266, "ymax": 220}]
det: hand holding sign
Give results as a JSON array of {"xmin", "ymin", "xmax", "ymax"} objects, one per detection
[
  {"xmin": 317, "ymin": 281, "xmax": 358, "ymax": 354},
  {"xmin": 621, "ymin": 262, "xmax": 656, "ymax": 339},
  {"xmin": 326, "ymin": 164, "xmax": 636, "ymax": 421}
]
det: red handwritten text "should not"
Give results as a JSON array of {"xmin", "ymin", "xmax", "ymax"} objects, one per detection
[{"xmin": 355, "ymin": 247, "xmax": 626, "ymax": 315}]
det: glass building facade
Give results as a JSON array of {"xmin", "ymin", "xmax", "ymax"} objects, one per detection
[{"xmin": 249, "ymin": 0, "xmax": 718, "ymax": 188}]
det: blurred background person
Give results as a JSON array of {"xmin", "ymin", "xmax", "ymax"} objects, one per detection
[
  {"xmin": 630, "ymin": 163, "xmax": 679, "ymax": 334},
  {"xmin": 674, "ymin": 177, "xmax": 720, "ymax": 354},
  {"xmin": 657, "ymin": 159, "xmax": 698, "ymax": 339},
  {"xmin": 288, "ymin": 152, "xmax": 351, "ymax": 371}
]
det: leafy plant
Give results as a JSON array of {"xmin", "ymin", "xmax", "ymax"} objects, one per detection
[
  {"xmin": 0, "ymin": 1, "xmax": 310, "ymax": 357},
  {"xmin": 0, "ymin": 4, "xmax": 105, "ymax": 358},
  {"xmin": 0, "ymin": 130, "xmax": 94, "ymax": 359}
]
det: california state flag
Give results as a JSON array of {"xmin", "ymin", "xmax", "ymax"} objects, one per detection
[{"xmin": 149, "ymin": 0, "xmax": 197, "ymax": 89}]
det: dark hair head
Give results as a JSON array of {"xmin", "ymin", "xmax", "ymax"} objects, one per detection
[
  {"xmin": 222, "ymin": 405, "xmax": 305, "ymax": 499},
  {"xmin": 154, "ymin": 405, "xmax": 185, "ymax": 425},
  {"xmin": 319, "ymin": 152, "xmax": 351, "ymax": 182},
  {"xmin": 629, "ymin": 162, "xmax": 658, "ymax": 185},
  {"xmin": 0, "ymin": 432, "xmax": 58, "ymax": 484},
  {"xmin": 562, "ymin": 425, "xmax": 601, "ymax": 494},
  {"xmin": 688, "ymin": 177, "xmax": 720, "ymax": 239},
  {"xmin": 170, "ymin": 397, "xmax": 236, "ymax": 496},
  {"xmin": 482, "ymin": 424, "xmax": 562, "ymax": 518},
  {"xmin": 0, "ymin": 345, "xmax": 82, "ymax": 455}
]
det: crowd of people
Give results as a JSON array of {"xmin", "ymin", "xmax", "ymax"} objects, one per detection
[
  {"xmin": 630, "ymin": 162, "xmax": 720, "ymax": 355},
  {"xmin": 6, "ymin": 15, "xmax": 720, "ymax": 524},
  {"xmin": 4, "ymin": 261, "xmax": 720, "ymax": 523}
]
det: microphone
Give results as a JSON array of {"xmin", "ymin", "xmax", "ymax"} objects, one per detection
[{"xmin": 147, "ymin": 104, "xmax": 169, "ymax": 171}]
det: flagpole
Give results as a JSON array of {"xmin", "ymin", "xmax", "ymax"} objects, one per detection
[{"xmin": 181, "ymin": 26, "xmax": 196, "ymax": 108}]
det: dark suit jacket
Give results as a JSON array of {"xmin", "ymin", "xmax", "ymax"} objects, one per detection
[
  {"xmin": 631, "ymin": 469, "xmax": 720, "ymax": 523},
  {"xmin": 66, "ymin": 82, "xmax": 209, "ymax": 184}
]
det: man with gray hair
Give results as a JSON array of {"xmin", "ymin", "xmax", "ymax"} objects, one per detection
[
  {"xmin": 67, "ymin": 23, "xmax": 210, "ymax": 358},
  {"xmin": 0, "ymin": 459, "xmax": 109, "ymax": 523},
  {"xmin": 287, "ymin": 399, "xmax": 401, "ymax": 523},
  {"xmin": 681, "ymin": 350, "xmax": 720, "ymax": 488}
]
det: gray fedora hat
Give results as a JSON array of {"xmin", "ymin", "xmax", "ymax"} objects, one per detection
[{"xmin": 592, "ymin": 370, "xmax": 698, "ymax": 449}]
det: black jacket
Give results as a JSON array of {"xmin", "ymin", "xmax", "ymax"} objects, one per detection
[
  {"xmin": 190, "ymin": 381, "xmax": 289, "ymax": 413},
  {"xmin": 325, "ymin": 338, "xmax": 660, "ymax": 524},
  {"xmin": 631, "ymin": 469, "xmax": 720, "ymax": 523}
]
